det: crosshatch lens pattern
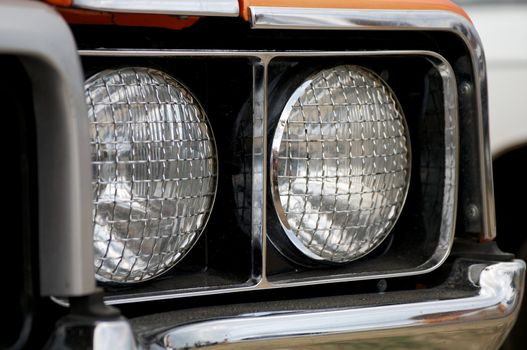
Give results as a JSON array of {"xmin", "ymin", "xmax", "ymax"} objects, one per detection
[
  {"xmin": 273, "ymin": 65, "xmax": 410, "ymax": 263},
  {"xmin": 85, "ymin": 67, "xmax": 217, "ymax": 283}
]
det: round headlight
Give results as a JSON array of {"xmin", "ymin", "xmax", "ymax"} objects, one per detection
[
  {"xmin": 270, "ymin": 65, "xmax": 410, "ymax": 264},
  {"xmin": 85, "ymin": 67, "xmax": 217, "ymax": 283}
]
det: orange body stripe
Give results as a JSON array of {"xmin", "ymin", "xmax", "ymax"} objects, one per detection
[
  {"xmin": 45, "ymin": 0, "xmax": 470, "ymax": 29},
  {"xmin": 46, "ymin": 0, "xmax": 72, "ymax": 6},
  {"xmin": 239, "ymin": 0, "xmax": 470, "ymax": 22},
  {"xmin": 57, "ymin": 8, "xmax": 199, "ymax": 30}
]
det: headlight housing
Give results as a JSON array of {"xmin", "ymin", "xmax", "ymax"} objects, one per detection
[
  {"xmin": 85, "ymin": 67, "xmax": 218, "ymax": 283},
  {"xmin": 77, "ymin": 50, "xmax": 458, "ymax": 304},
  {"xmin": 270, "ymin": 65, "xmax": 410, "ymax": 264}
]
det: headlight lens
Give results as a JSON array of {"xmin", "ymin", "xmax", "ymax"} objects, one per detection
[
  {"xmin": 270, "ymin": 65, "xmax": 410, "ymax": 263},
  {"xmin": 85, "ymin": 67, "xmax": 217, "ymax": 283}
]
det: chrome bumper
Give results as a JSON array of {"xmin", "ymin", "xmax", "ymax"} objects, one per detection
[{"xmin": 131, "ymin": 260, "xmax": 525, "ymax": 350}]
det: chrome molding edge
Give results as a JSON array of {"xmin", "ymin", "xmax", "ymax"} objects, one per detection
[
  {"xmin": 47, "ymin": 318, "xmax": 137, "ymax": 350},
  {"xmin": 250, "ymin": 6, "xmax": 496, "ymax": 241},
  {"xmin": 435, "ymin": 56, "xmax": 460, "ymax": 274},
  {"xmin": 148, "ymin": 260, "xmax": 526, "ymax": 350},
  {"xmin": 94, "ymin": 320, "xmax": 136, "ymax": 350},
  {"xmin": 73, "ymin": 0, "xmax": 239, "ymax": 17},
  {"xmin": 79, "ymin": 49, "xmax": 458, "ymax": 304}
]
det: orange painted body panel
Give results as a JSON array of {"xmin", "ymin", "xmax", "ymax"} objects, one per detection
[
  {"xmin": 46, "ymin": 0, "xmax": 72, "ymax": 6},
  {"xmin": 57, "ymin": 8, "xmax": 199, "ymax": 30},
  {"xmin": 45, "ymin": 0, "xmax": 470, "ymax": 29},
  {"xmin": 240, "ymin": 0, "xmax": 469, "ymax": 21}
]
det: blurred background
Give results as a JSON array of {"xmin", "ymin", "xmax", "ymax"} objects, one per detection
[{"xmin": 457, "ymin": 0, "xmax": 527, "ymax": 156}]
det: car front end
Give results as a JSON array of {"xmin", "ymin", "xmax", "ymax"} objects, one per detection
[{"xmin": 1, "ymin": 1, "xmax": 524, "ymax": 349}]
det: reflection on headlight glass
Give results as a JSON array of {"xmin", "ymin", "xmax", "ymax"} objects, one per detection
[
  {"xmin": 85, "ymin": 67, "xmax": 217, "ymax": 283},
  {"xmin": 271, "ymin": 65, "xmax": 410, "ymax": 263}
]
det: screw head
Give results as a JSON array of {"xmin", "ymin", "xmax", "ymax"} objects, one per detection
[
  {"xmin": 467, "ymin": 204, "xmax": 480, "ymax": 220},
  {"xmin": 377, "ymin": 279, "xmax": 388, "ymax": 293},
  {"xmin": 460, "ymin": 82, "xmax": 472, "ymax": 96}
]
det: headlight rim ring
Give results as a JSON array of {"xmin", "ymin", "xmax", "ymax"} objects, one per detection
[
  {"xmin": 269, "ymin": 63, "xmax": 412, "ymax": 266},
  {"xmin": 86, "ymin": 66, "xmax": 219, "ymax": 284}
]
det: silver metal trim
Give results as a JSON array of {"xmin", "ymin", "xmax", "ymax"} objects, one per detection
[
  {"xmin": 94, "ymin": 320, "xmax": 137, "ymax": 350},
  {"xmin": 79, "ymin": 49, "xmax": 458, "ymax": 304},
  {"xmin": 251, "ymin": 57, "xmax": 271, "ymax": 287},
  {"xmin": 151, "ymin": 260, "xmax": 526, "ymax": 349},
  {"xmin": 0, "ymin": 0, "xmax": 95, "ymax": 296},
  {"xmin": 73, "ymin": 0, "xmax": 239, "ymax": 17},
  {"xmin": 249, "ymin": 6, "xmax": 496, "ymax": 241},
  {"xmin": 48, "ymin": 317, "xmax": 137, "ymax": 349},
  {"xmin": 435, "ymin": 57, "xmax": 460, "ymax": 268},
  {"xmin": 269, "ymin": 65, "xmax": 413, "ymax": 264}
]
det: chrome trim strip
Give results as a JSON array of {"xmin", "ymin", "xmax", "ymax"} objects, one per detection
[
  {"xmin": 250, "ymin": 7, "xmax": 466, "ymax": 30},
  {"xmin": 48, "ymin": 318, "xmax": 137, "ymax": 349},
  {"xmin": 435, "ymin": 56, "xmax": 460, "ymax": 273},
  {"xmin": 251, "ymin": 58, "xmax": 271, "ymax": 286},
  {"xmin": 73, "ymin": 0, "xmax": 239, "ymax": 17},
  {"xmin": 250, "ymin": 6, "xmax": 496, "ymax": 240},
  {"xmin": 79, "ymin": 49, "xmax": 458, "ymax": 304},
  {"xmin": 94, "ymin": 320, "xmax": 137, "ymax": 350},
  {"xmin": 150, "ymin": 260, "xmax": 526, "ymax": 349}
]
